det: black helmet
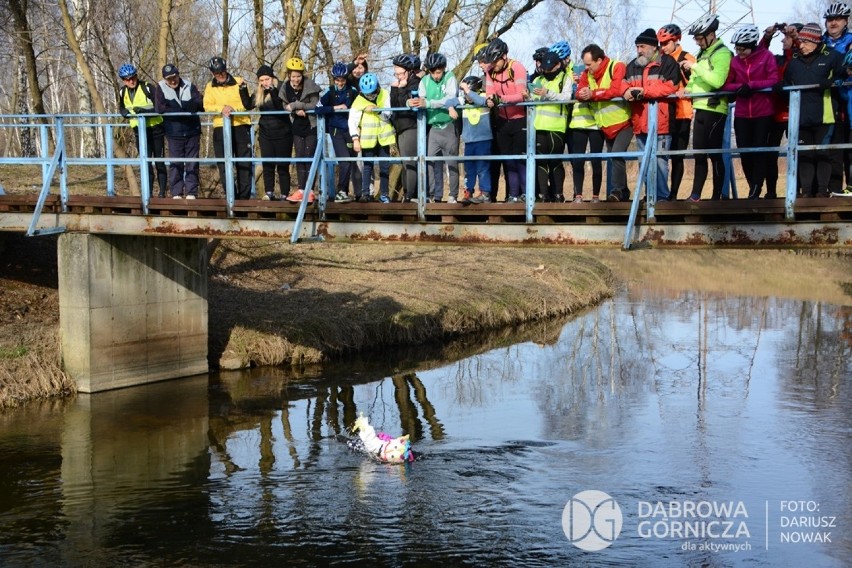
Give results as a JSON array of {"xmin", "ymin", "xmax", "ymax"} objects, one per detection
[
  {"xmin": 392, "ymin": 53, "xmax": 421, "ymax": 71},
  {"xmin": 461, "ymin": 75, "xmax": 483, "ymax": 92},
  {"xmin": 208, "ymin": 56, "xmax": 227, "ymax": 73},
  {"xmin": 424, "ymin": 52, "xmax": 448, "ymax": 70},
  {"xmin": 532, "ymin": 47, "xmax": 550, "ymax": 62},
  {"xmin": 481, "ymin": 38, "xmax": 508, "ymax": 64}
]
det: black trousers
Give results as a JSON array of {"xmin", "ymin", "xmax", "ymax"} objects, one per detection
[
  {"xmin": 134, "ymin": 123, "xmax": 167, "ymax": 196},
  {"xmin": 213, "ymin": 124, "xmax": 252, "ymax": 199},
  {"xmin": 258, "ymin": 132, "xmax": 293, "ymax": 197}
]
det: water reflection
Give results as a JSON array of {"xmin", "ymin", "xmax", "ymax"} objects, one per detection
[{"xmin": 0, "ymin": 291, "xmax": 849, "ymax": 566}]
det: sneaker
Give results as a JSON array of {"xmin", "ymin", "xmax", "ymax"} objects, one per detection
[
  {"xmin": 469, "ymin": 193, "xmax": 490, "ymax": 204},
  {"xmin": 606, "ymin": 193, "xmax": 620, "ymax": 202},
  {"xmin": 286, "ymin": 189, "xmax": 304, "ymax": 202},
  {"xmin": 172, "ymin": 195, "xmax": 183, "ymax": 199},
  {"xmin": 573, "ymin": 195, "xmax": 584, "ymax": 204},
  {"xmin": 507, "ymin": 196, "xmax": 520, "ymax": 203},
  {"xmin": 335, "ymin": 191, "xmax": 352, "ymax": 202},
  {"xmin": 688, "ymin": 195, "xmax": 701, "ymax": 202},
  {"xmin": 592, "ymin": 196, "xmax": 600, "ymax": 203},
  {"xmin": 462, "ymin": 190, "xmax": 472, "ymax": 201},
  {"xmin": 379, "ymin": 194, "xmax": 390, "ymax": 203},
  {"xmin": 186, "ymin": 195, "xmax": 196, "ymax": 200},
  {"xmin": 830, "ymin": 186, "xmax": 852, "ymax": 197},
  {"xmin": 261, "ymin": 193, "xmax": 271, "ymax": 201},
  {"xmin": 447, "ymin": 196, "xmax": 457, "ymax": 204}
]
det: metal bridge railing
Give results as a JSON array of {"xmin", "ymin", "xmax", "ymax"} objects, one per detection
[{"xmin": 0, "ymin": 85, "xmax": 846, "ymax": 246}]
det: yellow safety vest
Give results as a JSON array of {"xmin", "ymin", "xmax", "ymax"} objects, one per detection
[
  {"xmin": 123, "ymin": 84, "xmax": 163, "ymax": 129},
  {"xmin": 351, "ymin": 89, "xmax": 396, "ymax": 149},
  {"xmin": 531, "ymin": 72, "xmax": 567, "ymax": 133},
  {"xmin": 588, "ymin": 60, "xmax": 630, "ymax": 130},
  {"xmin": 569, "ymin": 102, "xmax": 597, "ymax": 129}
]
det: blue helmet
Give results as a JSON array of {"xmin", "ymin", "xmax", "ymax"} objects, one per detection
[
  {"xmin": 550, "ymin": 41, "xmax": 572, "ymax": 60},
  {"xmin": 331, "ymin": 62, "xmax": 349, "ymax": 78},
  {"xmin": 359, "ymin": 72, "xmax": 379, "ymax": 94},
  {"xmin": 118, "ymin": 63, "xmax": 137, "ymax": 79}
]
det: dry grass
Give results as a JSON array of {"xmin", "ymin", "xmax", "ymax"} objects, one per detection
[
  {"xmin": 208, "ymin": 241, "xmax": 614, "ymax": 368},
  {"xmin": 0, "ymin": 325, "xmax": 74, "ymax": 409}
]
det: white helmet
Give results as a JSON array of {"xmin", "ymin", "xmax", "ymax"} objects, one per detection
[
  {"xmin": 688, "ymin": 13, "xmax": 720, "ymax": 36},
  {"xmin": 731, "ymin": 25, "xmax": 761, "ymax": 46},
  {"xmin": 824, "ymin": 2, "xmax": 851, "ymax": 18}
]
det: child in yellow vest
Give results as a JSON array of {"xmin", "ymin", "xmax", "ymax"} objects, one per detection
[{"xmin": 348, "ymin": 73, "xmax": 396, "ymax": 203}]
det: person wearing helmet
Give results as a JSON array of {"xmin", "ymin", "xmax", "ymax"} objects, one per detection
[
  {"xmin": 203, "ymin": 56, "xmax": 255, "ymax": 199},
  {"xmin": 154, "ymin": 64, "xmax": 203, "ymax": 199},
  {"xmin": 529, "ymin": 47, "xmax": 550, "ymax": 82},
  {"xmin": 759, "ymin": 24, "xmax": 801, "ymax": 199},
  {"xmin": 623, "ymin": 29, "xmax": 680, "ymax": 202},
  {"xmin": 483, "ymin": 37, "xmax": 529, "ymax": 202},
  {"xmin": 682, "ymin": 14, "xmax": 733, "ymax": 201},
  {"xmin": 348, "ymin": 73, "xmax": 396, "ymax": 203},
  {"xmin": 822, "ymin": 4, "xmax": 852, "ymax": 192},
  {"xmin": 835, "ymin": 51, "xmax": 852, "ymax": 195},
  {"xmin": 456, "ymin": 75, "xmax": 493, "ymax": 203},
  {"xmin": 576, "ymin": 44, "xmax": 632, "ymax": 201},
  {"xmin": 657, "ymin": 24, "xmax": 695, "ymax": 200},
  {"xmin": 417, "ymin": 52, "xmax": 461, "ymax": 203},
  {"xmin": 317, "ymin": 62, "xmax": 361, "ymax": 202},
  {"xmin": 528, "ymin": 50, "xmax": 573, "ymax": 202},
  {"xmin": 253, "ymin": 64, "xmax": 292, "ymax": 201},
  {"xmin": 720, "ymin": 25, "xmax": 779, "ymax": 200},
  {"xmin": 390, "ymin": 53, "xmax": 424, "ymax": 200},
  {"xmin": 118, "ymin": 63, "xmax": 168, "ymax": 198},
  {"xmin": 280, "ymin": 57, "xmax": 321, "ymax": 203},
  {"xmin": 783, "ymin": 23, "xmax": 845, "ymax": 197}
]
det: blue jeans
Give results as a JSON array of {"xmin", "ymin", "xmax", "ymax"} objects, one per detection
[
  {"xmin": 637, "ymin": 133, "xmax": 671, "ymax": 201},
  {"xmin": 463, "ymin": 139, "xmax": 492, "ymax": 194}
]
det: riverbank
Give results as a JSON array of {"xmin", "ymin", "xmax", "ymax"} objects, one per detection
[{"xmin": 1, "ymin": 235, "xmax": 850, "ymax": 409}]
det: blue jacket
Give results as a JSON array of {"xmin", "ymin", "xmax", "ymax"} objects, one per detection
[{"xmin": 317, "ymin": 84, "xmax": 359, "ymax": 132}]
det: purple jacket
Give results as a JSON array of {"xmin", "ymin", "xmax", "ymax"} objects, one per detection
[{"xmin": 722, "ymin": 46, "xmax": 778, "ymax": 118}]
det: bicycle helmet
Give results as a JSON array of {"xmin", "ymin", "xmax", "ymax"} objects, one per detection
[
  {"xmin": 359, "ymin": 72, "xmax": 379, "ymax": 95},
  {"xmin": 481, "ymin": 38, "xmax": 509, "ymax": 64},
  {"xmin": 118, "ymin": 63, "xmax": 137, "ymax": 79},
  {"xmin": 844, "ymin": 49, "xmax": 852, "ymax": 67},
  {"xmin": 331, "ymin": 62, "xmax": 349, "ymax": 77},
  {"xmin": 461, "ymin": 75, "xmax": 483, "ymax": 92},
  {"xmin": 550, "ymin": 40, "xmax": 572, "ymax": 60},
  {"xmin": 688, "ymin": 13, "xmax": 720, "ymax": 36},
  {"xmin": 532, "ymin": 47, "xmax": 550, "ymax": 62},
  {"xmin": 392, "ymin": 53, "xmax": 420, "ymax": 71},
  {"xmin": 824, "ymin": 2, "xmax": 851, "ymax": 18},
  {"xmin": 424, "ymin": 52, "xmax": 448, "ymax": 70},
  {"xmin": 731, "ymin": 25, "xmax": 760, "ymax": 46},
  {"xmin": 657, "ymin": 23, "xmax": 682, "ymax": 43},
  {"xmin": 286, "ymin": 57, "xmax": 305, "ymax": 72},
  {"xmin": 472, "ymin": 42, "xmax": 490, "ymax": 62},
  {"xmin": 208, "ymin": 57, "xmax": 227, "ymax": 73}
]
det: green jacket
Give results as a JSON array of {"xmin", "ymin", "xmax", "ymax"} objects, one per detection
[{"xmin": 685, "ymin": 39, "xmax": 733, "ymax": 115}]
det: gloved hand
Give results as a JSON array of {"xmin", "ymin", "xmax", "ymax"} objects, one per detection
[
  {"xmin": 735, "ymin": 84, "xmax": 752, "ymax": 97},
  {"xmin": 818, "ymin": 79, "xmax": 835, "ymax": 90},
  {"xmin": 772, "ymin": 82, "xmax": 785, "ymax": 95},
  {"xmin": 707, "ymin": 96, "xmax": 720, "ymax": 108}
]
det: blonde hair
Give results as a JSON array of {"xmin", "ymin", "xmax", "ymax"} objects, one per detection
[{"xmin": 254, "ymin": 76, "xmax": 280, "ymax": 108}]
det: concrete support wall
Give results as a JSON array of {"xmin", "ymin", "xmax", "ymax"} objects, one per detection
[{"xmin": 58, "ymin": 233, "xmax": 208, "ymax": 393}]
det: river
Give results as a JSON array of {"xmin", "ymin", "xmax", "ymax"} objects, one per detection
[{"xmin": 0, "ymin": 288, "xmax": 849, "ymax": 566}]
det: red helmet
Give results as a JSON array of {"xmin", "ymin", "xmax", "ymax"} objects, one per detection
[{"xmin": 657, "ymin": 23, "xmax": 682, "ymax": 43}]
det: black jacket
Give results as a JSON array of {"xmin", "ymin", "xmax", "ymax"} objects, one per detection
[{"xmin": 784, "ymin": 44, "xmax": 844, "ymax": 128}]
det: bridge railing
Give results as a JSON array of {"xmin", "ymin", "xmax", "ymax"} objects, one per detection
[{"xmin": 0, "ymin": 85, "xmax": 847, "ymax": 246}]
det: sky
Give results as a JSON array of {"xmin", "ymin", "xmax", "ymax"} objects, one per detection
[{"xmin": 503, "ymin": 0, "xmax": 811, "ymax": 66}]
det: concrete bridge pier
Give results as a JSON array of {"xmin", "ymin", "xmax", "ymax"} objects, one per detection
[{"xmin": 58, "ymin": 233, "xmax": 208, "ymax": 393}]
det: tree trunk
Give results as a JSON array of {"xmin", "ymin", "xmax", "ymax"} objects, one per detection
[
  {"xmin": 253, "ymin": 0, "xmax": 265, "ymax": 65},
  {"xmin": 69, "ymin": 0, "xmax": 99, "ymax": 158},
  {"xmin": 57, "ymin": 0, "xmax": 139, "ymax": 195},
  {"xmin": 158, "ymin": 0, "xmax": 172, "ymax": 70},
  {"xmin": 8, "ymin": 0, "xmax": 47, "ymax": 117},
  {"xmin": 17, "ymin": 57, "xmax": 36, "ymax": 157},
  {"xmin": 222, "ymin": 0, "xmax": 230, "ymax": 58}
]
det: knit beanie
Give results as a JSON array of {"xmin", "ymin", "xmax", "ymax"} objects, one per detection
[
  {"xmin": 798, "ymin": 23, "xmax": 823, "ymax": 44},
  {"xmin": 256, "ymin": 64, "xmax": 275, "ymax": 78},
  {"xmin": 635, "ymin": 28, "xmax": 660, "ymax": 47}
]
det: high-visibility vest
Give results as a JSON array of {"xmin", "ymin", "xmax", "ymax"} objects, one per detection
[
  {"xmin": 531, "ymin": 72, "xmax": 567, "ymax": 133},
  {"xmin": 569, "ymin": 102, "xmax": 598, "ymax": 129},
  {"xmin": 123, "ymin": 83, "xmax": 163, "ymax": 129},
  {"xmin": 352, "ymin": 89, "xmax": 396, "ymax": 149},
  {"xmin": 588, "ymin": 60, "xmax": 630, "ymax": 130}
]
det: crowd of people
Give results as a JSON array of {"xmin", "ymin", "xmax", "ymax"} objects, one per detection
[{"xmin": 116, "ymin": 6, "xmax": 852, "ymax": 203}]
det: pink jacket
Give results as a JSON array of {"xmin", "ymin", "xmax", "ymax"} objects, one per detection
[
  {"xmin": 721, "ymin": 46, "xmax": 778, "ymax": 118},
  {"xmin": 485, "ymin": 59, "xmax": 528, "ymax": 121}
]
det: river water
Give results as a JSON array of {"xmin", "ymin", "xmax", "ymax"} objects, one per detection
[{"xmin": 0, "ymin": 289, "xmax": 849, "ymax": 567}]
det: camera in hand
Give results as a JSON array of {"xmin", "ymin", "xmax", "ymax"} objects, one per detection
[
  {"xmin": 631, "ymin": 88, "xmax": 642, "ymax": 100},
  {"xmin": 775, "ymin": 22, "xmax": 787, "ymax": 31}
]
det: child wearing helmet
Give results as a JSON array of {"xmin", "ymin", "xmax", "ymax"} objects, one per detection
[
  {"xmin": 390, "ymin": 53, "xmax": 424, "ymax": 200},
  {"xmin": 418, "ymin": 52, "xmax": 461, "ymax": 203},
  {"xmin": 280, "ymin": 57, "xmax": 322, "ymax": 203},
  {"xmin": 317, "ymin": 62, "xmax": 362, "ymax": 202},
  {"xmin": 456, "ymin": 76, "xmax": 493, "ymax": 204},
  {"xmin": 348, "ymin": 73, "xmax": 396, "ymax": 203},
  {"xmin": 834, "ymin": 50, "xmax": 852, "ymax": 196},
  {"xmin": 721, "ymin": 25, "xmax": 779, "ymax": 200}
]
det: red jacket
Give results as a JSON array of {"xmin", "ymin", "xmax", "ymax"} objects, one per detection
[
  {"xmin": 577, "ymin": 57, "xmax": 630, "ymax": 138},
  {"xmin": 623, "ymin": 53, "xmax": 679, "ymax": 135}
]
